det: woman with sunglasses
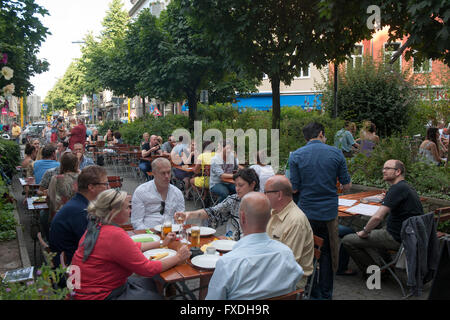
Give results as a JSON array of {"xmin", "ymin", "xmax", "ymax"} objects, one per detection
[
  {"xmin": 70, "ymin": 189, "xmax": 191, "ymax": 300},
  {"xmin": 175, "ymin": 168, "xmax": 260, "ymax": 241}
]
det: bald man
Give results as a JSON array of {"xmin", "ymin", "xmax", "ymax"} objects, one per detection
[
  {"xmin": 265, "ymin": 175, "xmax": 314, "ymax": 288},
  {"xmin": 206, "ymin": 192, "xmax": 303, "ymax": 300}
]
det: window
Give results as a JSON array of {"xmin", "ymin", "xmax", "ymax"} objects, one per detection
[
  {"xmin": 384, "ymin": 42, "xmax": 402, "ymax": 72},
  {"xmin": 347, "ymin": 44, "xmax": 363, "ymax": 71},
  {"xmin": 294, "ymin": 66, "xmax": 310, "ymax": 79},
  {"xmin": 413, "ymin": 59, "xmax": 432, "ymax": 73}
]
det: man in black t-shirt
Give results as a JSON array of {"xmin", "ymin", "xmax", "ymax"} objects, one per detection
[{"xmin": 342, "ymin": 159, "xmax": 423, "ymax": 274}]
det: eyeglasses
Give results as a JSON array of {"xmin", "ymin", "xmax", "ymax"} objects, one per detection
[
  {"xmin": 160, "ymin": 201, "xmax": 165, "ymax": 215},
  {"xmin": 382, "ymin": 167, "xmax": 398, "ymax": 171},
  {"xmin": 264, "ymin": 190, "xmax": 280, "ymax": 194},
  {"xmin": 93, "ymin": 182, "xmax": 109, "ymax": 186}
]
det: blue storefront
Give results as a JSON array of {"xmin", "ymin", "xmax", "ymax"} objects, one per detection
[{"xmin": 182, "ymin": 93, "xmax": 322, "ymax": 111}]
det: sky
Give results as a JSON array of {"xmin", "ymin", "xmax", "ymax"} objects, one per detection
[{"xmin": 30, "ymin": 0, "xmax": 132, "ymax": 100}]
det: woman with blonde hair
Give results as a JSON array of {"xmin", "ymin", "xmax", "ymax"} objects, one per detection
[{"xmin": 70, "ymin": 189, "xmax": 191, "ymax": 300}]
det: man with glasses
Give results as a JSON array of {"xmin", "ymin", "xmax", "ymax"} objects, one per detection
[
  {"xmin": 289, "ymin": 121, "xmax": 352, "ymax": 300},
  {"xmin": 131, "ymin": 158, "xmax": 185, "ymax": 230},
  {"xmin": 49, "ymin": 165, "xmax": 108, "ymax": 266},
  {"xmin": 342, "ymin": 159, "xmax": 423, "ymax": 275},
  {"xmin": 264, "ymin": 175, "xmax": 314, "ymax": 289}
]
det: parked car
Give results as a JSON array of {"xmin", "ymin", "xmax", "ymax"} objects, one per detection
[{"xmin": 21, "ymin": 124, "xmax": 45, "ymax": 144}]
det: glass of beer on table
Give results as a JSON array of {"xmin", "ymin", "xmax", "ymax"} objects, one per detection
[
  {"xmin": 190, "ymin": 225, "xmax": 201, "ymax": 248},
  {"xmin": 162, "ymin": 215, "xmax": 172, "ymax": 240}
]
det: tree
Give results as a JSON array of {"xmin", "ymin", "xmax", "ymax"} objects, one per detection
[
  {"xmin": 132, "ymin": 1, "xmax": 257, "ymax": 128},
  {"xmin": 319, "ymin": 55, "xmax": 417, "ymax": 137},
  {"xmin": 0, "ymin": 0, "xmax": 50, "ymax": 95},
  {"xmin": 182, "ymin": 0, "xmax": 376, "ymax": 129},
  {"xmin": 44, "ymin": 60, "xmax": 85, "ymax": 111}
]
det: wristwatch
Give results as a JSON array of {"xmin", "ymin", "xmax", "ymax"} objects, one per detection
[
  {"xmin": 363, "ymin": 226, "xmax": 371, "ymax": 234},
  {"xmin": 159, "ymin": 240, "xmax": 164, "ymax": 248}
]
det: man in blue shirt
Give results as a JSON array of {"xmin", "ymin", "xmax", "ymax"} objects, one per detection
[
  {"xmin": 206, "ymin": 192, "xmax": 303, "ymax": 300},
  {"xmin": 33, "ymin": 144, "xmax": 60, "ymax": 184},
  {"xmin": 49, "ymin": 165, "xmax": 109, "ymax": 266},
  {"xmin": 289, "ymin": 122, "xmax": 352, "ymax": 300}
]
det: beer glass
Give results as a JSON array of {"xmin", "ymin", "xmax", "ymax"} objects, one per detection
[
  {"xmin": 162, "ymin": 215, "xmax": 172, "ymax": 240},
  {"xmin": 190, "ymin": 225, "xmax": 201, "ymax": 248}
]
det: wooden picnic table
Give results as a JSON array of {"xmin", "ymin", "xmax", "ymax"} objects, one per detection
[
  {"xmin": 338, "ymin": 190, "xmax": 427, "ymax": 217},
  {"xmin": 221, "ymin": 176, "xmax": 235, "ymax": 184},
  {"xmin": 26, "ymin": 197, "xmax": 48, "ymax": 211},
  {"xmin": 172, "ymin": 164, "xmax": 195, "ymax": 173},
  {"xmin": 338, "ymin": 190, "xmax": 383, "ymax": 217},
  {"xmin": 130, "ymin": 228, "xmax": 218, "ymax": 300},
  {"xmin": 141, "ymin": 154, "xmax": 170, "ymax": 162}
]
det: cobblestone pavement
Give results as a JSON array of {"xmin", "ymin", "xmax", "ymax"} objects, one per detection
[{"xmin": 11, "ymin": 159, "xmax": 431, "ymax": 300}]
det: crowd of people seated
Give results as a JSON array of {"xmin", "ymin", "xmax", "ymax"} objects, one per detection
[{"xmin": 23, "ymin": 116, "xmax": 446, "ymax": 301}]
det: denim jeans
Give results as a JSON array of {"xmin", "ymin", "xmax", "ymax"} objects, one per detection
[
  {"xmin": 139, "ymin": 161, "xmax": 152, "ymax": 181},
  {"xmin": 337, "ymin": 224, "xmax": 355, "ymax": 273},
  {"xmin": 309, "ymin": 219, "xmax": 334, "ymax": 300},
  {"xmin": 210, "ymin": 183, "xmax": 236, "ymax": 203}
]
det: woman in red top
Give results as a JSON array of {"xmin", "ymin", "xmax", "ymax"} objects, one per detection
[{"xmin": 70, "ymin": 189, "xmax": 191, "ymax": 300}]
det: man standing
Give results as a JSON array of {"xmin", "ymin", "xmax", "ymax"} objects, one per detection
[
  {"xmin": 342, "ymin": 160, "xmax": 423, "ymax": 274},
  {"xmin": 265, "ymin": 175, "xmax": 314, "ymax": 288},
  {"xmin": 289, "ymin": 121, "xmax": 352, "ymax": 300},
  {"xmin": 72, "ymin": 143, "xmax": 94, "ymax": 170},
  {"xmin": 68, "ymin": 118, "xmax": 87, "ymax": 151},
  {"xmin": 11, "ymin": 122, "xmax": 21, "ymax": 144},
  {"xmin": 206, "ymin": 192, "xmax": 303, "ymax": 300},
  {"xmin": 131, "ymin": 158, "xmax": 185, "ymax": 230},
  {"xmin": 49, "ymin": 165, "xmax": 109, "ymax": 266},
  {"xmin": 334, "ymin": 121, "xmax": 360, "ymax": 158},
  {"xmin": 33, "ymin": 144, "xmax": 60, "ymax": 184}
]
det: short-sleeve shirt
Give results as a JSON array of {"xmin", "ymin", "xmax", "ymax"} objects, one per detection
[
  {"xmin": 289, "ymin": 140, "xmax": 351, "ymax": 221},
  {"xmin": 334, "ymin": 129, "xmax": 356, "ymax": 152},
  {"xmin": 382, "ymin": 180, "xmax": 423, "ymax": 242}
]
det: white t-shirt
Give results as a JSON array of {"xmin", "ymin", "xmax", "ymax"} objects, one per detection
[{"xmin": 250, "ymin": 164, "xmax": 275, "ymax": 193}]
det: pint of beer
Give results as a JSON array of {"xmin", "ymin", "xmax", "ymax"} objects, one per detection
[
  {"xmin": 162, "ymin": 217, "xmax": 172, "ymax": 240},
  {"xmin": 190, "ymin": 226, "xmax": 201, "ymax": 248}
]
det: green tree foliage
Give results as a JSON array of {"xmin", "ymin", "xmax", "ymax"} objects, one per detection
[
  {"xmin": 44, "ymin": 60, "xmax": 85, "ymax": 111},
  {"xmin": 0, "ymin": 0, "xmax": 50, "ymax": 95},
  {"xmin": 319, "ymin": 55, "xmax": 417, "ymax": 137},
  {"xmin": 181, "ymin": 0, "xmax": 375, "ymax": 130}
]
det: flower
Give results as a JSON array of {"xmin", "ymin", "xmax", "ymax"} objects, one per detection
[
  {"xmin": 0, "ymin": 53, "xmax": 7, "ymax": 65},
  {"xmin": 26, "ymin": 280, "xmax": 34, "ymax": 286},
  {"xmin": 36, "ymin": 269, "xmax": 42, "ymax": 276},
  {"xmin": 2, "ymin": 83, "xmax": 15, "ymax": 96},
  {"xmin": 6, "ymin": 288, "xmax": 11, "ymax": 293},
  {"xmin": 1, "ymin": 66, "xmax": 14, "ymax": 80}
]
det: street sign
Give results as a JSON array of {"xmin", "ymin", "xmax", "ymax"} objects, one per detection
[{"xmin": 42, "ymin": 104, "xmax": 48, "ymax": 111}]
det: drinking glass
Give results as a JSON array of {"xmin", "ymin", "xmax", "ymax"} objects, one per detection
[
  {"xmin": 162, "ymin": 215, "xmax": 172, "ymax": 240},
  {"xmin": 190, "ymin": 225, "xmax": 201, "ymax": 248}
]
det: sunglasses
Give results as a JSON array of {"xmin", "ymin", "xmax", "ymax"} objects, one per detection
[{"xmin": 160, "ymin": 201, "xmax": 165, "ymax": 215}]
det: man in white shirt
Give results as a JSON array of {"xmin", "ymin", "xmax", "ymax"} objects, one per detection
[
  {"xmin": 206, "ymin": 192, "xmax": 303, "ymax": 300},
  {"xmin": 131, "ymin": 157, "xmax": 185, "ymax": 230}
]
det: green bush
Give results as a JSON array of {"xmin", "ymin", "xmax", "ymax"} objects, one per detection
[
  {"xmin": 0, "ymin": 138, "xmax": 20, "ymax": 179},
  {"xmin": 0, "ymin": 252, "xmax": 69, "ymax": 300},
  {"xmin": 0, "ymin": 177, "xmax": 17, "ymax": 242},
  {"xmin": 319, "ymin": 55, "xmax": 417, "ymax": 138},
  {"xmin": 348, "ymin": 136, "xmax": 450, "ymax": 200}
]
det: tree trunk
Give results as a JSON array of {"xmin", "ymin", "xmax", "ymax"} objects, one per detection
[
  {"xmin": 141, "ymin": 96, "xmax": 146, "ymax": 116},
  {"xmin": 187, "ymin": 91, "xmax": 198, "ymax": 131},
  {"xmin": 271, "ymin": 76, "xmax": 281, "ymax": 130}
]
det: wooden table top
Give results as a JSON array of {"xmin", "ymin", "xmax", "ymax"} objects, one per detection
[
  {"xmin": 19, "ymin": 178, "xmax": 40, "ymax": 188},
  {"xmin": 26, "ymin": 197, "xmax": 48, "ymax": 211},
  {"xmin": 172, "ymin": 164, "xmax": 195, "ymax": 172},
  {"xmin": 131, "ymin": 229, "xmax": 217, "ymax": 283},
  {"xmin": 338, "ymin": 190, "xmax": 383, "ymax": 217}
]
